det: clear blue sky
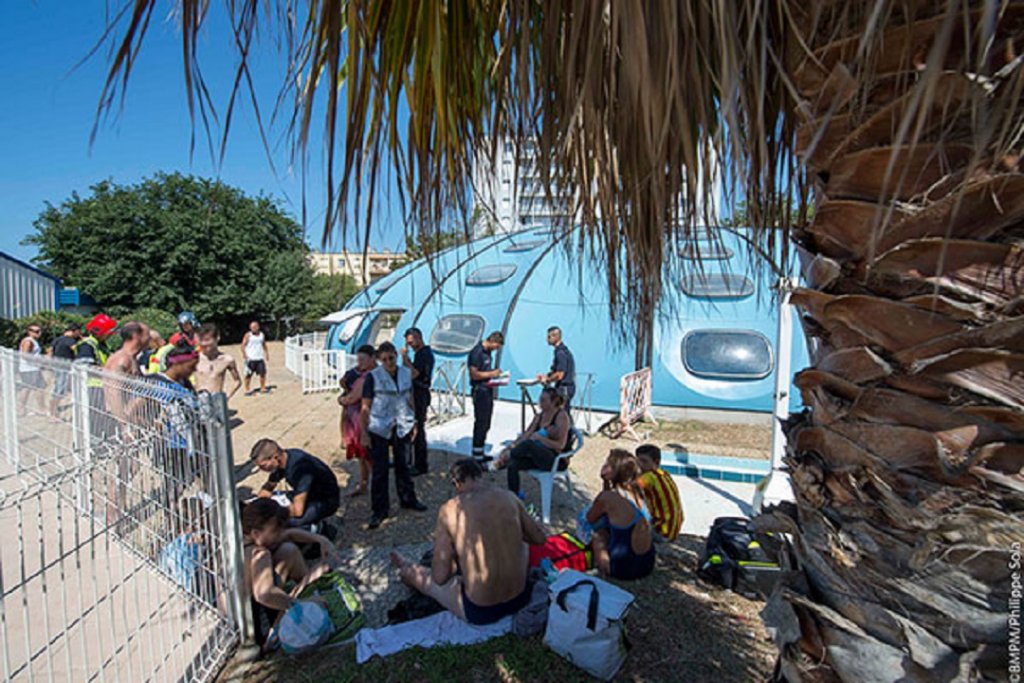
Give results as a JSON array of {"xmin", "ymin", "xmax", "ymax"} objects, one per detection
[{"xmin": 0, "ymin": 1, "xmax": 407, "ymax": 264}]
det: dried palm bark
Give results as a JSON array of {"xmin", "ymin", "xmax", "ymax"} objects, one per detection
[{"xmin": 756, "ymin": 4, "xmax": 1024, "ymax": 681}]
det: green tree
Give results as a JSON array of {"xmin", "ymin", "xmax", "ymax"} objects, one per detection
[
  {"xmin": 252, "ymin": 250, "xmax": 316, "ymax": 338},
  {"xmin": 25, "ymin": 173, "xmax": 314, "ymax": 328},
  {"xmin": 305, "ymin": 273, "xmax": 360, "ymax": 320}
]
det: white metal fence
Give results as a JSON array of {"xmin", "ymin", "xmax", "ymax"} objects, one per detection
[
  {"xmin": 284, "ymin": 333, "xmax": 357, "ymax": 394},
  {"xmin": 0, "ymin": 347, "xmax": 247, "ymax": 682},
  {"xmin": 431, "ymin": 360, "xmax": 468, "ymax": 422},
  {"xmin": 574, "ymin": 372, "xmax": 597, "ymax": 435}
]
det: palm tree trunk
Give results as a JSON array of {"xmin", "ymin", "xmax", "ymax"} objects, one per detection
[{"xmin": 761, "ymin": 6, "xmax": 1024, "ymax": 681}]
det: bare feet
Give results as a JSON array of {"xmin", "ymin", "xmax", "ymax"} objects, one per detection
[
  {"xmin": 348, "ymin": 483, "xmax": 367, "ymax": 498},
  {"xmin": 389, "ymin": 551, "xmax": 416, "ymax": 586}
]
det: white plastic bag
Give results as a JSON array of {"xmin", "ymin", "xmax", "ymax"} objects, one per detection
[
  {"xmin": 277, "ymin": 601, "xmax": 334, "ymax": 654},
  {"xmin": 543, "ymin": 571, "xmax": 634, "ymax": 680}
]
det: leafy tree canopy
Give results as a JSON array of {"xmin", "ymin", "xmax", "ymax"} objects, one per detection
[
  {"xmin": 305, "ymin": 273, "xmax": 360, "ymax": 320},
  {"xmin": 25, "ymin": 173, "xmax": 313, "ymax": 325}
]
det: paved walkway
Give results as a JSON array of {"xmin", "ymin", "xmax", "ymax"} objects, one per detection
[{"xmin": 228, "ymin": 342, "xmax": 760, "ymax": 536}]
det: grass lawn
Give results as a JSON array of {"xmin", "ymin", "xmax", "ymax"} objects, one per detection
[
  {"xmin": 235, "ymin": 538, "xmax": 775, "ymax": 682},
  {"xmin": 245, "ymin": 635, "xmax": 590, "ymax": 683}
]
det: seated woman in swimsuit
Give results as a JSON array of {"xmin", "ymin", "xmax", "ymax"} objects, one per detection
[
  {"xmin": 584, "ymin": 449, "xmax": 656, "ymax": 581},
  {"xmin": 243, "ymin": 498, "xmax": 340, "ymax": 612},
  {"xmin": 489, "ymin": 387, "xmax": 571, "ymax": 496}
]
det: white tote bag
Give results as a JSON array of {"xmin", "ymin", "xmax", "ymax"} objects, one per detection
[{"xmin": 543, "ymin": 570, "xmax": 635, "ymax": 680}]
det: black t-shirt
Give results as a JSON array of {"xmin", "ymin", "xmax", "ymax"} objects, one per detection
[
  {"xmin": 468, "ymin": 342, "xmax": 491, "ymax": 387},
  {"xmin": 412, "ymin": 345, "xmax": 435, "ymax": 391},
  {"xmin": 52, "ymin": 335, "xmax": 77, "ymax": 360},
  {"xmin": 268, "ymin": 449, "xmax": 339, "ymax": 504},
  {"xmin": 551, "ymin": 343, "xmax": 576, "ymax": 388}
]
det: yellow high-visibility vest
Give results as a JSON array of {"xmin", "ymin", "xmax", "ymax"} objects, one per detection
[{"xmin": 74, "ymin": 336, "xmax": 110, "ymax": 388}]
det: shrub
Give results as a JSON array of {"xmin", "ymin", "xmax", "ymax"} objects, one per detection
[{"xmin": 0, "ymin": 311, "xmax": 89, "ymax": 349}]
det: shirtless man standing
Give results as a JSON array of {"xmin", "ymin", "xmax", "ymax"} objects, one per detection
[
  {"xmin": 390, "ymin": 459, "xmax": 546, "ymax": 625},
  {"xmin": 102, "ymin": 320, "xmax": 148, "ymax": 522},
  {"xmin": 194, "ymin": 323, "xmax": 242, "ymax": 399},
  {"xmin": 104, "ymin": 321, "xmax": 149, "ymax": 416},
  {"xmin": 105, "ymin": 321, "xmax": 148, "ymax": 378}
]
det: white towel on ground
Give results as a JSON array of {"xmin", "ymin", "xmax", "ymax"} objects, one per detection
[{"xmin": 355, "ymin": 611, "xmax": 513, "ymax": 663}]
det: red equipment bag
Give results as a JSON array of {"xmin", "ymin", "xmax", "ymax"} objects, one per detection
[{"xmin": 529, "ymin": 532, "xmax": 593, "ymax": 571}]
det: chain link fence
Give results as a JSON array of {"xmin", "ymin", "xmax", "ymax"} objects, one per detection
[{"xmin": 0, "ymin": 347, "xmax": 247, "ymax": 682}]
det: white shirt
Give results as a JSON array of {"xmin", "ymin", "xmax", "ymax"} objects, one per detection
[
  {"xmin": 19, "ymin": 337, "xmax": 41, "ymax": 373},
  {"xmin": 244, "ymin": 331, "xmax": 265, "ymax": 361}
]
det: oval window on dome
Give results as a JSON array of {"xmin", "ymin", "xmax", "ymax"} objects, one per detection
[
  {"xmin": 430, "ymin": 314, "xmax": 487, "ymax": 355},
  {"xmin": 679, "ymin": 240, "xmax": 733, "ymax": 260},
  {"xmin": 504, "ymin": 240, "xmax": 545, "ymax": 253},
  {"xmin": 681, "ymin": 272, "xmax": 754, "ymax": 298},
  {"xmin": 682, "ymin": 330, "xmax": 773, "ymax": 379},
  {"xmin": 466, "ymin": 263, "xmax": 517, "ymax": 286}
]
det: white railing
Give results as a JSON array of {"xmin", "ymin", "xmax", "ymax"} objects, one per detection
[
  {"xmin": 431, "ymin": 360, "xmax": 468, "ymax": 422},
  {"xmin": 0, "ymin": 347, "xmax": 247, "ymax": 682},
  {"xmin": 608, "ymin": 367, "xmax": 657, "ymax": 441},
  {"xmin": 284, "ymin": 331, "xmax": 328, "ymax": 375},
  {"xmin": 284, "ymin": 333, "xmax": 357, "ymax": 394},
  {"xmin": 574, "ymin": 372, "xmax": 597, "ymax": 435}
]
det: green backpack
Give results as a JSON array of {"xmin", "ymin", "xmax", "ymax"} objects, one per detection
[{"xmin": 298, "ymin": 572, "xmax": 365, "ymax": 644}]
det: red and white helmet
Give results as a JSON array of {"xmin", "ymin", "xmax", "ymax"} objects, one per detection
[{"xmin": 85, "ymin": 313, "xmax": 118, "ymax": 338}]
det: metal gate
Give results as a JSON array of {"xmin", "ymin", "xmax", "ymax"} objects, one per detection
[
  {"xmin": 0, "ymin": 348, "xmax": 247, "ymax": 682},
  {"xmin": 284, "ymin": 333, "xmax": 357, "ymax": 394}
]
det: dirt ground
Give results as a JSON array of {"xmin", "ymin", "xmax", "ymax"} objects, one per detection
[{"xmin": 220, "ymin": 342, "xmax": 777, "ymax": 682}]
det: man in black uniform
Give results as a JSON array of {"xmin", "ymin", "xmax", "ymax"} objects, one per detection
[
  {"xmin": 468, "ymin": 331, "xmax": 505, "ymax": 461},
  {"xmin": 536, "ymin": 326, "xmax": 576, "ymax": 412},
  {"xmin": 251, "ymin": 438, "xmax": 341, "ymax": 528},
  {"xmin": 401, "ymin": 327, "xmax": 435, "ymax": 475}
]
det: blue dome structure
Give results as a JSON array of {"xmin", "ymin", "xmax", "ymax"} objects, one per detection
[{"xmin": 325, "ymin": 227, "xmax": 809, "ymax": 414}]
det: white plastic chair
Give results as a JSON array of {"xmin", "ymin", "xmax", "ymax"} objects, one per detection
[{"xmin": 528, "ymin": 427, "xmax": 584, "ymax": 524}]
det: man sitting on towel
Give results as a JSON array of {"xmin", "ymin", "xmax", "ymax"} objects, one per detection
[{"xmin": 390, "ymin": 458, "xmax": 547, "ymax": 625}]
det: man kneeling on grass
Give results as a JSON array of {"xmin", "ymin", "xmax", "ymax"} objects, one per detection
[
  {"xmin": 251, "ymin": 439, "xmax": 341, "ymax": 529},
  {"xmin": 390, "ymin": 459, "xmax": 547, "ymax": 625},
  {"xmin": 243, "ymin": 498, "xmax": 340, "ymax": 612}
]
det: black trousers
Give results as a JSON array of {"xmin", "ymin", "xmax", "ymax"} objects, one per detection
[
  {"xmin": 471, "ymin": 386, "xmax": 494, "ymax": 456},
  {"xmin": 369, "ymin": 431, "xmax": 418, "ymax": 518},
  {"xmin": 507, "ymin": 440, "xmax": 558, "ymax": 494},
  {"xmin": 412, "ymin": 388, "xmax": 431, "ymax": 471},
  {"xmin": 286, "ymin": 491, "xmax": 340, "ymax": 528}
]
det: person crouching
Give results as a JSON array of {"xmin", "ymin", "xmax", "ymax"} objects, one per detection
[{"xmin": 243, "ymin": 498, "xmax": 339, "ymax": 613}]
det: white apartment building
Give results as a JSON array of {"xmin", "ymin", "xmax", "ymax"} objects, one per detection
[
  {"xmin": 472, "ymin": 137, "xmax": 721, "ymax": 237},
  {"xmin": 471, "ymin": 138, "xmax": 574, "ymax": 237},
  {"xmin": 308, "ymin": 249, "xmax": 404, "ymax": 286}
]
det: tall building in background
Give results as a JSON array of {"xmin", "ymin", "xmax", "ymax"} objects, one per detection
[
  {"xmin": 472, "ymin": 137, "xmax": 721, "ymax": 238},
  {"xmin": 308, "ymin": 249, "xmax": 404, "ymax": 286},
  {"xmin": 471, "ymin": 138, "xmax": 574, "ymax": 237}
]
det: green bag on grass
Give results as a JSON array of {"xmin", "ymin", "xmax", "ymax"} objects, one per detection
[{"xmin": 298, "ymin": 571, "xmax": 365, "ymax": 644}]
